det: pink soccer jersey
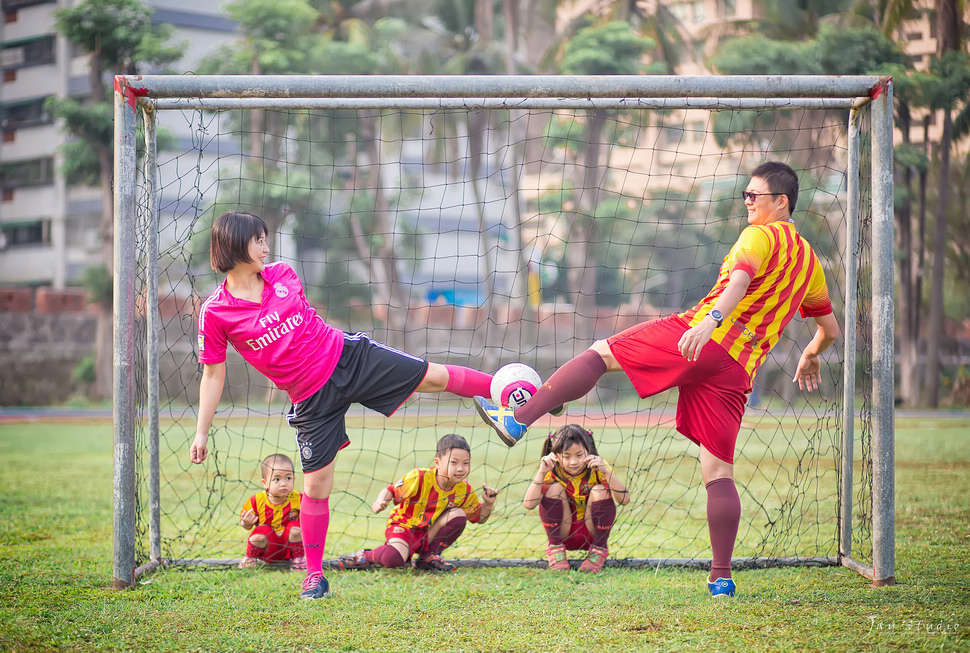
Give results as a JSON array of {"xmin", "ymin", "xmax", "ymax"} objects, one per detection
[{"xmin": 197, "ymin": 262, "xmax": 344, "ymax": 403}]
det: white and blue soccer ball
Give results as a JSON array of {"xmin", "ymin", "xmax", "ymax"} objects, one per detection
[{"xmin": 490, "ymin": 363, "xmax": 542, "ymax": 409}]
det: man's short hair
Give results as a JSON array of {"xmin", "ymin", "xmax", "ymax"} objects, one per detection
[
  {"xmin": 750, "ymin": 161, "xmax": 799, "ymax": 214},
  {"xmin": 209, "ymin": 211, "xmax": 268, "ymax": 273}
]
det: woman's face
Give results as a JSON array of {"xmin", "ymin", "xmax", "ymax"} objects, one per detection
[{"xmin": 246, "ymin": 233, "xmax": 269, "ymax": 272}]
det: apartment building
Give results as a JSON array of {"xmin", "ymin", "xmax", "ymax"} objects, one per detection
[{"xmin": 0, "ymin": 0, "xmax": 235, "ymax": 288}]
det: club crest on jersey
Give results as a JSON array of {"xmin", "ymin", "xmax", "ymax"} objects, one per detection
[
  {"xmin": 300, "ymin": 443, "xmax": 312, "ymax": 460},
  {"xmin": 197, "ymin": 334, "xmax": 205, "ymax": 351},
  {"xmin": 274, "ymin": 282, "xmax": 289, "ymax": 298}
]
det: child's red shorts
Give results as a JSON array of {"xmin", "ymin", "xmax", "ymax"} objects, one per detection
[
  {"xmin": 607, "ymin": 315, "xmax": 750, "ymax": 464},
  {"xmin": 248, "ymin": 523, "xmax": 303, "ymax": 561}
]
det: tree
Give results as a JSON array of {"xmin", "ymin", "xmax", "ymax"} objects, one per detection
[
  {"xmin": 552, "ymin": 20, "xmax": 659, "ymax": 347},
  {"xmin": 48, "ymin": 0, "xmax": 182, "ymax": 399},
  {"xmin": 924, "ymin": 49, "xmax": 970, "ymax": 406}
]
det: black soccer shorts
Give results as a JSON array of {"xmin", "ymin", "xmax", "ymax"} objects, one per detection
[{"xmin": 286, "ymin": 332, "xmax": 429, "ymax": 473}]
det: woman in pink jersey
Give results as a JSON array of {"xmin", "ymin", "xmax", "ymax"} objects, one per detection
[
  {"xmin": 189, "ymin": 211, "xmax": 498, "ymax": 600},
  {"xmin": 475, "ymin": 162, "xmax": 842, "ymax": 598}
]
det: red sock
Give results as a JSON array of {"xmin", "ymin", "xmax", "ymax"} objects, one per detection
[
  {"xmin": 245, "ymin": 540, "xmax": 267, "ymax": 559},
  {"xmin": 300, "ymin": 495, "xmax": 329, "ymax": 575},
  {"xmin": 539, "ymin": 496, "xmax": 565, "ymax": 546},
  {"xmin": 287, "ymin": 540, "xmax": 305, "ymax": 560},
  {"xmin": 515, "ymin": 349, "xmax": 607, "ymax": 426},
  {"xmin": 444, "ymin": 365, "xmax": 492, "ymax": 398},
  {"xmin": 426, "ymin": 515, "xmax": 467, "ymax": 555},
  {"xmin": 364, "ymin": 544, "xmax": 406, "ymax": 568},
  {"xmin": 589, "ymin": 498, "xmax": 616, "ymax": 548},
  {"xmin": 706, "ymin": 477, "xmax": 740, "ymax": 581}
]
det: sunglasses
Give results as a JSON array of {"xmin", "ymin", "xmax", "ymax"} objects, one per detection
[{"xmin": 742, "ymin": 191, "xmax": 784, "ymax": 202}]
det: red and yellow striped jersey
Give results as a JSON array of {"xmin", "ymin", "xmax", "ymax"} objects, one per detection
[
  {"xmin": 386, "ymin": 467, "xmax": 483, "ymax": 530},
  {"xmin": 241, "ymin": 491, "xmax": 301, "ymax": 535},
  {"xmin": 681, "ymin": 221, "xmax": 832, "ymax": 381},
  {"xmin": 541, "ymin": 464, "xmax": 611, "ymax": 521}
]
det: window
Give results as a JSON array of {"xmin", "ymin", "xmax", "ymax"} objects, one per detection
[
  {"xmin": 693, "ymin": 0, "xmax": 706, "ymax": 23},
  {"xmin": 906, "ymin": 31, "xmax": 923, "ymax": 41},
  {"xmin": 722, "ymin": 0, "xmax": 736, "ymax": 17},
  {"xmin": 0, "ymin": 157, "xmax": 54, "ymax": 189},
  {"xmin": 1, "ymin": 0, "xmax": 57, "ymax": 9},
  {"xmin": 0, "ymin": 219, "xmax": 50, "ymax": 249},
  {"xmin": 1, "ymin": 34, "xmax": 55, "ymax": 70},
  {"xmin": 0, "ymin": 96, "xmax": 51, "ymax": 129},
  {"xmin": 670, "ymin": 3, "xmax": 691, "ymax": 23}
]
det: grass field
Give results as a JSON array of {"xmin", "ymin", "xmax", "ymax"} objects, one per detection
[{"xmin": 0, "ymin": 416, "xmax": 968, "ymax": 652}]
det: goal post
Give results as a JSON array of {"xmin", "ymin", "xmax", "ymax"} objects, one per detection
[{"xmin": 112, "ymin": 74, "xmax": 894, "ymax": 589}]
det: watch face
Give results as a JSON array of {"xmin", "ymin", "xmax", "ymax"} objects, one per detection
[{"xmin": 710, "ymin": 310, "xmax": 722, "ymax": 320}]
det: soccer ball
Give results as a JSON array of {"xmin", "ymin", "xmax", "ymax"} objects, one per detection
[{"xmin": 490, "ymin": 363, "xmax": 542, "ymax": 409}]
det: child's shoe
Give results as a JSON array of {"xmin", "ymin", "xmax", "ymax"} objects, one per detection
[
  {"xmin": 545, "ymin": 543, "xmax": 570, "ymax": 571},
  {"xmin": 237, "ymin": 555, "xmax": 265, "ymax": 569},
  {"xmin": 338, "ymin": 550, "xmax": 376, "ymax": 570},
  {"xmin": 579, "ymin": 545, "xmax": 608, "ymax": 573},
  {"xmin": 413, "ymin": 553, "xmax": 456, "ymax": 572},
  {"xmin": 300, "ymin": 571, "xmax": 331, "ymax": 600},
  {"xmin": 289, "ymin": 556, "xmax": 306, "ymax": 571},
  {"xmin": 473, "ymin": 396, "xmax": 527, "ymax": 446},
  {"xmin": 707, "ymin": 577, "xmax": 736, "ymax": 598}
]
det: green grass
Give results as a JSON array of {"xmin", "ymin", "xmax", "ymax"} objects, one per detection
[{"xmin": 1, "ymin": 418, "xmax": 968, "ymax": 652}]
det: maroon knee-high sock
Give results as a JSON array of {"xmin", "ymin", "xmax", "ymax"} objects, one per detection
[
  {"xmin": 515, "ymin": 350, "xmax": 607, "ymax": 426},
  {"xmin": 706, "ymin": 477, "xmax": 741, "ymax": 581},
  {"xmin": 539, "ymin": 496, "xmax": 565, "ymax": 546},
  {"xmin": 444, "ymin": 365, "xmax": 492, "ymax": 398},
  {"xmin": 364, "ymin": 544, "xmax": 406, "ymax": 568},
  {"xmin": 589, "ymin": 498, "xmax": 616, "ymax": 548},
  {"xmin": 426, "ymin": 515, "xmax": 467, "ymax": 555}
]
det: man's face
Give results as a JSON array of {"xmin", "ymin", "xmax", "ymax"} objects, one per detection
[{"xmin": 744, "ymin": 177, "xmax": 789, "ymax": 226}]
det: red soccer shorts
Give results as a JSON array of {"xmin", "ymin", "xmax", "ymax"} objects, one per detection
[
  {"xmin": 607, "ymin": 315, "xmax": 750, "ymax": 464},
  {"xmin": 562, "ymin": 514, "xmax": 594, "ymax": 551},
  {"xmin": 385, "ymin": 524, "xmax": 430, "ymax": 557},
  {"xmin": 247, "ymin": 523, "xmax": 303, "ymax": 561}
]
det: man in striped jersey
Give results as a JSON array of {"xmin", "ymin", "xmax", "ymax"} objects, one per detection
[{"xmin": 475, "ymin": 161, "xmax": 841, "ymax": 597}]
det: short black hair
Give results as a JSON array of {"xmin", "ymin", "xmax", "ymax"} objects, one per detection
[
  {"xmin": 209, "ymin": 211, "xmax": 268, "ymax": 273},
  {"xmin": 436, "ymin": 433, "xmax": 471, "ymax": 458},
  {"xmin": 541, "ymin": 424, "xmax": 598, "ymax": 458},
  {"xmin": 260, "ymin": 453, "xmax": 294, "ymax": 481},
  {"xmin": 750, "ymin": 161, "xmax": 799, "ymax": 214}
]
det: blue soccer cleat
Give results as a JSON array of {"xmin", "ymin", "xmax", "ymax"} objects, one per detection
[
  {"xmin": 707, "ymin": 577, "xmax": 736, "ymax": 598},
  {"xmin": 300, "ymin": 571, "xmax": 331, "ymax": 600},
  {"xmin": 473, "ymin": 396, "xmax": 527, "ymax": 446}
]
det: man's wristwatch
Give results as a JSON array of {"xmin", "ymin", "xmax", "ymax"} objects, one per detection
[{"xmin": 707, "ymin": 309, "xmax": 724, "ymax": 328}]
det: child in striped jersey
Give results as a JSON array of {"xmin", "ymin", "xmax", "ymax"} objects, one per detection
[
  {"xmin": 476, "ymin": 161, "xmax": 841, "ymax": 597},
  {"xmin": 339, "ymin": 434, "xmax": 498, "ymax": 572},
  {"xmin": 523, "ymin": 425, "xmax": 629, "ymax": 572},
  {"xmin": 238, "ymin": 454, "xmax": 305, "ymax": 569}
]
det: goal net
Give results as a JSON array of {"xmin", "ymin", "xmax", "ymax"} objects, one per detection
[{"xmin": 112, "ymin": 75, "xmax": 893, "ymax": 585}]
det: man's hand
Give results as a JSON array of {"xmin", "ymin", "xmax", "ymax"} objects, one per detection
[
  {"xmin": 190, "ymin": 433, "xmax": 208, "ymax": 464},
  {"xmin": 678, "ymin": 319, "xmax": 717, "ymax": 362},
  {"xmin": 793, "ymin": 351, "xmax": 822, "ymax": 391}
]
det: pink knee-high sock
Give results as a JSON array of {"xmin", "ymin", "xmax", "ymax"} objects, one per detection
[
  {"xmin": 539, "ymin": 496, "xmax": 565, "ymax": 546},
  {"xmin": 515, "ymin": 349, "xmax": 607, "ymax": 426},
  {"xmin": 300, "ymin": 495, "xmax": 329, "ymax": 575},
  {"xmin": 706, "ymin": 477, "xmax": 741, "ymax": 581},
  {"xmin": 364, "ymin": 544, "xmax": 406, "ymax": 568},
  {"xmin": 444, "ymin": 365, "xmax": 493, "ymax": 398},
  {"xmin": 426, "ymin": 515, "xmax": 467, "ymax": 555},
  {"xmin": 589, "ymin": 498, "xmax": 616, "ymax": 548}
]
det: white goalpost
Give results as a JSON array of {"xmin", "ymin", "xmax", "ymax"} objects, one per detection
[{"xmin": 111, "ymin": 74, "xmax": 895, "ymax": 589}]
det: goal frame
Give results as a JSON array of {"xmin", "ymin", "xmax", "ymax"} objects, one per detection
[{"xmin": 111, "ymin": 74, "xmax": 895, "ymax": 589}]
